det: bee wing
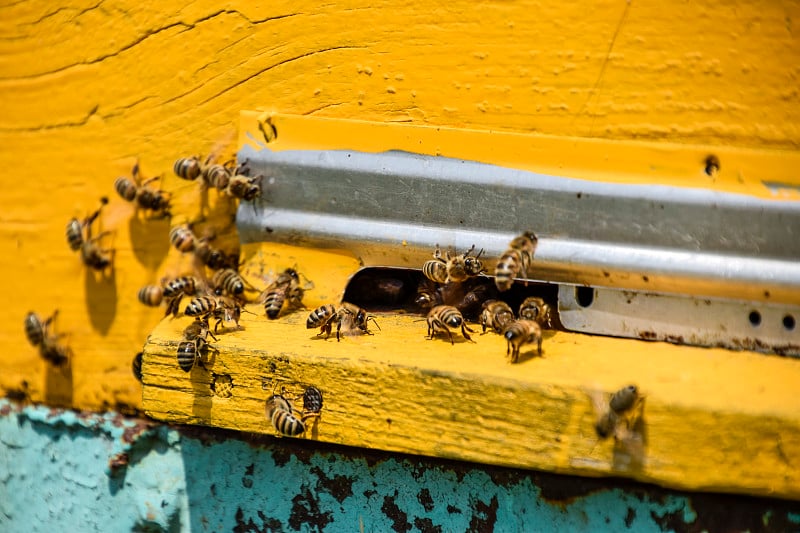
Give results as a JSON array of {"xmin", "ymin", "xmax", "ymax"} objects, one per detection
[
  {"xmin": 205, "ymin": 128, "xmax": 237, "ymax": 165},
  {"xmin": 587, "ymin": 388, "xmax": 607, "ymax": 418}
]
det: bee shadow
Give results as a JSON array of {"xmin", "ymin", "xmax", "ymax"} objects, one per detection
[
  {"xmin": 44, "ymin": 361, "xmax": 73, "ymax": 407},
  {"xmin": 128, "ymin": 215, "xmax": 171, "ymax": 270},
  {"xmin": 511, "ymin": 347, "xmax": 544, "ymax": 365},
  {"xmin": 84, "ymin": 268, "xmax": 117, "ymax": 335},
  {"xmin": 190, "ymin": 349, "xmax": 218, "ymax": 421},
  {"xmin": 612, "ymin": 404, "xmax": 648, "ymax": 472}
]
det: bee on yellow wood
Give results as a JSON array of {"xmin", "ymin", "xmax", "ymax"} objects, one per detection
[
  {"xmin": 177, "ymin": 317, "xmax": 218, "ymax": 372},
  {"xmin": 425, "ymin": 305, "xmax": 474, "ymax": 345},
  {"xmin": 66, "ymin": 197, "xmax": 114, "ymax": 273},
  {"xmin": 592, "ymin": 385, "xmax": 644, "ymax": 441},
  {"xmin": 260, "ymin": 268, "xmax": 305, "ymax": 319},
  {"xmin": 173, "ymin": 156, "xmax": 203, "ymax": 181},
  {"xmin": 212, "ymin": 268, "xmax": 247, "ymax": 298},
  {"xmin": 495, "ymin": 231, "xmax": 538, "ymax": 292},
  {"xmin": 479, "ymin": 300, "xmax": 515, "ymax": 334},
  {"xmin": 306, "ymin": 302, "xmax": 380, "ymax": 341},
  {"xmin": 266, "ymin": 392, "xmax": 306, "ymax": 437},
  {"xmin": 24, "ymin": 311, "xmax": 71, "ymax": 367},
  {"xmin": 502, "ymin": 319, "xmax": 542, "ymax": 363},
  {"xmin": 518, "ymin": 296, "xmax": 551, "ymax": 327},
  {"xmin": 114, "ymin": 162, "xmax": 171, "ymax": 218},
  {"xmin": 422, "ymin": 244, "xmax": 485, "ymax": 284},
  {"xmin": 163, "ymin": 276, "xmax": 200, "ymax": 299},
  {"xmin": 137, "ymin": 284, "xmax": 164, "ymax": 307},
  {"xmin": 202, "ymin": 160, "xmax": 237, "ymax": 191},
  {"xmin": 194, "ymin": 235, "xmax": 235, "ymax": 271},
  {"xmin": 164, "ymin": 276, "xmax": 202, "ymax": 317},
  {"xmin": 208, "ymin": 296, "xmax": 246, "ymax": 333},
  {"xmin": 174, "ymin": 133, "xmax": 237, "ymax": 188},
  {"xmin": 132, "ymin": 352, "xmax": 143, "ymax": 383},
  {"xmin": 169, "ymin": 224, "xmax": 196, "ymax": 253}
]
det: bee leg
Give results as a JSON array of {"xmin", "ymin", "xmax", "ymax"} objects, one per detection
[
  {"xmin": 537, "ymin": 337, "xmax": 543, "ymax": 356},
  {"xmin": 461, "ymin": 324, "xmax": 474, "ymax": 342}
]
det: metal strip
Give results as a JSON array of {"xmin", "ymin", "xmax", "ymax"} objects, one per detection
[{"xmin": 237, "ymin": 146, "xmax": 800, "ymax": 305}]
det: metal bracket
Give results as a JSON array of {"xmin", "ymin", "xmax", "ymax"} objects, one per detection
[{"xmin": 236, "ymin": 145, "xmax": 800, "ymax": 356}]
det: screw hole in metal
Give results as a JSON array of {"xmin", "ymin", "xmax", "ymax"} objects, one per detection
[
  {"xmin": 748, "ymin": 310, "xmax": 761, "ymax": 327},
  {"xmin": 576, "ymin": 286, "xmax": 595, "ymax": 308}
]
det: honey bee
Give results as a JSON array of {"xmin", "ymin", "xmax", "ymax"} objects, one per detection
[
  {"xmin": 114, "ymin": 163, "xmax": 171, "ymax": 218},
  {"xmin": 425, "ymin": 305, "xmax": 474, "ymax": 344},
  {"xmin": 184, "ymin": 295, "xmax": 243, "ymax": 332},
  {"xmin": 502, "ymin": 319, "xmax": 542, "ymax": 363},
  {"xmin": 591, "ymin": 385, "xmax": 645, "ymax": 441},
  {"xmin": 260, "ymin": 268, "xmax": 305, "ymax": 319},
  {"xmin": 169, "ymin": 225, "xmax": 196, "ymax": 253},
  {"xmin": 265, "ymin": 392, "xmax": 306, "ymax": 437},
  {"xmin": 306, "ymin": 302, "xmax": 380, "ymax": 341},
  {"xmin": 518, "ymin": 296, "xmax": 551, "ymax": 327},
  {"xmin": 422, "ymin": 244, "xmax": 485, "ymax": 284},
  {"xmin": 414, "ymin": 278, "xmax": 442, "ymax": 310},
  {"xmin": 66, "ymin": 197, "xmax": 114, "ymax": 273},
  {"xmin": 173, "ymin": 156, "xmax": 203, "ymax": 181},
  {"xmin": 132, "ymin": 352, "xmax": 143, "ymax": 383},
  {"xmin": 194, "ymin": 235, "xmax": 233, "ymax": 271},
  {"xmin": 177, "ymin": 318, "xmax": 218, "ymax": 372},
  {"xmin": 162, "ymin": 276, "xmax": 199, "ymax": 299},
  {"xmin": 137, "ymin": 285, "xmax": 164, "ymax": 307},
  {"xmin": 163, "ymin": 276, "xmax": 201, "ymax": 317},
  {"xmin": 24, "ymin": 311, "xmax": 71, "ymax": 366},
  {"xmin": 480, "ymin": 300, "xmax": 515, "ymax": 334},
  {"xmin": 212, "ymin": 268, "xmax": 246, "ymax": 297},
  {"xmin": 226, "ymin": 163, "xmax": 262, "ymax": 201},
  {"xmin": 184, "ymin": 295, "xmax": 217, "ymax": 317},
  {"xmin": 202, "ymin": 160, "xmax": 236, "ymax": 191},
  {"xmin": 495, "ymin": 231, "xmax": 538, "ymax": 292}
]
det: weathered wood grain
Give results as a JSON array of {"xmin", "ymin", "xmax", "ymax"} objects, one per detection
[
  {"xmin": 1, "ymin": 0, "xmax": 798, "ymax": 414},
  {"xmin": 142, "ymin": 244, "xmax": 800, "ymax": 499}
]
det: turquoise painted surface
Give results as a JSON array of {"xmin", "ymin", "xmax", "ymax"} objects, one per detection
[{"xmin": 1, "ymin": 399, "xmax": 798, "ymax": 533}]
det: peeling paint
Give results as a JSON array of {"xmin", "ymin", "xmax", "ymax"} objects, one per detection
[{"xmin": 2, "ymin": 399, "xmax": 800, "ymax": 532}]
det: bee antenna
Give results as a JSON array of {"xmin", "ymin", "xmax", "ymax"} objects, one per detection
[{"xmin": 367, "ymin": 316, "xmax": 381, "ymax": 331}]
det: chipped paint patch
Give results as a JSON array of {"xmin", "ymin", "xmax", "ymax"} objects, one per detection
[{"xmin": 2, "ymin": 399, "xmax": 799, "ymax": 532}]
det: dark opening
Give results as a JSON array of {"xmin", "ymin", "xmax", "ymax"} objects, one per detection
[
  {"xmin": 342, "ymin": 267, "xmax": 562, "ymax": 328},
  {"xmin": 783, "ymin": 315, "xmax": 796, "ymax": 331},
  {"xmin": 748, "ymin": 310, "xmax": 761, "ymax": 327},
  {"xmin": 575, "ymin": 286, "xmax": 595, "ymax": 308}
]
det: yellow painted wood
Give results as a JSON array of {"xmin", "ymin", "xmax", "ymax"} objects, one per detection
[
  {"xmin": 1, "ymin": 0, "xmax": 798, "ymax": 418},
  {"xmin": 241, "ymin": 112, "xmax": 800, "ymax": 199},
  {"xmin": 142, "ymin": 244, "xmax": 800, "ymax": 500}
]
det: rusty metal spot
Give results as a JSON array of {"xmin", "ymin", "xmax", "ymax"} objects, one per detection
[
  {"xmin": 310, "ymin": 466, "xmax": 354, "ymax": 504},
  {"xmin": 418, "ymin": 488, "xmax": 435, "ymax": 512},
  {"xmin": 233, "ymin": 508, "xmax": 282, "ymax": 533},
  {"xmin": 289, "ymin": 487, "xmax": 333, "ymax": 532},
  {"xmin": 468, "ymin": 495, "xmax": 499, "ymax": 532},
  {"xmin": 413, "ymin": 517, "xmax": 443, "ymax": 533},
  {"xmin": 381, "ymin": 493, "xmax": 412, "ymax": 532}
]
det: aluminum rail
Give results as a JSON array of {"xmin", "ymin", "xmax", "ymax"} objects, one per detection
[{"xmin": 237, "ymin": 146, "xmax": 800, "ymax": 305}]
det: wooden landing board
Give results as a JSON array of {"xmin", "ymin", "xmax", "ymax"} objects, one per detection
[{"xmin": 142, "ymin": 244, "xmax": 800, "ymax": 500}]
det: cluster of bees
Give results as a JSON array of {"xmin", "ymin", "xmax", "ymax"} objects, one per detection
[
  {"xmin": 415, "ymin": 232, "xmax": 547, "ymax": 363},
  {"xmin": 29, "ymin": 143, "xmax": 647, "ymax": 446}
]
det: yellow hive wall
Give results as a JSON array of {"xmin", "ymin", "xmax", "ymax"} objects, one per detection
[{"xmin": 0, "ymin": 0, "xmax": 798, "ymax": 412}]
